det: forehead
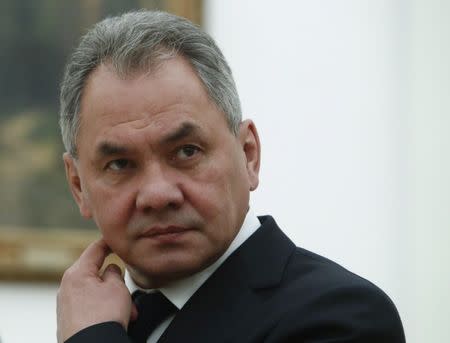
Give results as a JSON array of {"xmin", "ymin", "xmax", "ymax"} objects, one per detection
[
  {"xmin": 77, "ymin": 56, "xmax": 229, "ymax": 151},
  {"xmin": 80, "ymin": 56, "xmax": 211, "ymax": 122}
]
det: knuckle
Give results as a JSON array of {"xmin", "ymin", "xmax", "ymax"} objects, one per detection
[
  {"xmin": 61, "ymin": 268, "xmax": 74, "ymax": 283},
  {"xmin": 60, "ymin": 263, "xmax": 81, "ymax": 285}
]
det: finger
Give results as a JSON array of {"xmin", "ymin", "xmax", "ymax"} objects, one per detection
[
  {"xmin": 102, "ymin": 263, "xmax": 123, "ymax": 282},
  {"xmin": 78, "ymin": 239, "xmax": 110, "ymax": 272}
]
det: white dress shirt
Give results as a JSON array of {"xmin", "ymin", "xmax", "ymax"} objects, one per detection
[{"xmin": 125, "ymin": 209, "xmax": 261, "ymax": 343}]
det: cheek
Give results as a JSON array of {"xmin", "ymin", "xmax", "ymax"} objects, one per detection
[
  {"xmin": 185, "ymin": 154, "xmax": 249, "ymax": 226},
  {"xmin": 186, "ymin": 165, "xmax": 231, "ymax": 214},
  {"xmin": 87, "ymin": 182, "xmax": 135, "ymax": 236}
]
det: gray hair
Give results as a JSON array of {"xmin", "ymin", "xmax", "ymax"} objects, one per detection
[{"xmin": 59, "ymin": 10, "xmax": 242, "ymax": 157}]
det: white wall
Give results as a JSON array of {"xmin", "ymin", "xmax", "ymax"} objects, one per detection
[
  {"xmin": 406, "ymin": 0, "xmax": 450, "ymax": 341},
  {"xmin": 0, "ymin": 283, "xmax": 58, "ymax": 342},
  {"xmin": 204, "ymin": 1, "xmax": 449, "ymax": 342}
]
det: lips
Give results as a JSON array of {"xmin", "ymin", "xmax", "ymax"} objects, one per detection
[{"xmin": 140, "ymin": 225, "xmax": 191, "ymax": 238}]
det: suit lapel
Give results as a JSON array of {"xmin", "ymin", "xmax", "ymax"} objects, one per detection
[{"xmin": 158, "ymin": 216, "xmax": 295, "ymax": 343}]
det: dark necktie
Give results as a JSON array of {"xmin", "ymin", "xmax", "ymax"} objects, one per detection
[{"xmin": 128, "ymin": 290, "xmax": 178, "ymax": 343}]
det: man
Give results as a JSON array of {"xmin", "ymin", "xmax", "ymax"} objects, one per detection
[{"xmin": 57, "ymin": 10, "xmax": 405, "ymax": 343}]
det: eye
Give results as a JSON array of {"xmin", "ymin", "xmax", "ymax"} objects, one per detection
[
  {"xmin": 176, "ymin": 145, "xmax": 201, "ymax": 160},
  {"xmin": 105, "ymin": 158, "xmax": 131, "ymax": 171}
]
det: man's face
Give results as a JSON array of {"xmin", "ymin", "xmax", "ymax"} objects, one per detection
[{"xmin": 64, "ymin": 56, "xmax": 260, "ymax": 287}]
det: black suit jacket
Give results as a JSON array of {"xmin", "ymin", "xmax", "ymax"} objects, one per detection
[{"xmin": 67, "ymin": 216, "xmax": 405, "ymax": 342}]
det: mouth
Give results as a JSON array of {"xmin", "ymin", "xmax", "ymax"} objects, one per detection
[{"xmin": 139, "ymin": 226, "xmax": 192, "ymax": 242}]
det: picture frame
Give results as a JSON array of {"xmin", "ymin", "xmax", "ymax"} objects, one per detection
[{"xmin": 0, "ymin": 0, "xmax": 202, "ymax": 282}]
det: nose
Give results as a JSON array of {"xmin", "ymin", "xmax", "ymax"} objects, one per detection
[{"xmin": 135, "ymin": 164, "xmax": 184, "ymax": 212}]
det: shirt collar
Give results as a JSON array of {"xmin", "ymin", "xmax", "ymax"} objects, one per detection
[{"xmin": 125, "ymin": 209, "xmax": 261, "ymax": 309}]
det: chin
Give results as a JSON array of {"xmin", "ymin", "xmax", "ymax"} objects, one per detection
[
  {"xmin": 129, "ymin": 263, "xmax": 197, "ymax": 288},
  {"xmin": 129, "ymin": 252, "xmax": 217, "ymax": 287}
]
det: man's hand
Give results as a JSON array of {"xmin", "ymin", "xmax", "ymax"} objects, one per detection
[{"xmin": 57, "ymin": 239, "xmax": 133, "ymax": 343}]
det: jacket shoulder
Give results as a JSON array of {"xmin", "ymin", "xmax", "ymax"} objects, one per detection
[{"xmin": 266, "ymin": 247, "xmax": 406, "ymax": 342}]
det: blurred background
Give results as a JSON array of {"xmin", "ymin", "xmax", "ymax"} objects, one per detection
[{"xmin": 0, "ymin": 0, "xmax": 449, "ymax": 342}]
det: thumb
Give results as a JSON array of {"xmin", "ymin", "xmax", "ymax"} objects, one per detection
[{"xmin": 102, "ymin": 263, "xmax": 123, "ymax": 282}]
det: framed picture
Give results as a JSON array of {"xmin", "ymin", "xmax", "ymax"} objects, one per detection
[{"xmin": 0, "ymin": 0, "xmax": 202, "ymax": 282}]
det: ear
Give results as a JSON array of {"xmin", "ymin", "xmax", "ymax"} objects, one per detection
[
  {"xmin": 63, "ymin": 153, "xmax": 92, "ymax": 219},
  {"xmin": 238, "ymin": 120, "xmax": 261, "ymax": 191}
]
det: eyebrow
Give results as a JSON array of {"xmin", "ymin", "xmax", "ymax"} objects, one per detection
[
  {"xmin": 161, "ymin": 122, "xmax": 203, "ymax": 145},
  {"xmin": 94, "ymin": 122, "xmax": 203, "ymax": 159},
  {"xmin": 96, "ymin": 142, "xmax": 129, "ymax": 158}
]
